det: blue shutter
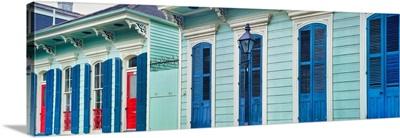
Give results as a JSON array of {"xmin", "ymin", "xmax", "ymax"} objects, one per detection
[
  {"xmin": 71, "ymin": 65, "xmax": 80, "ymax": 134},
  {"xmin": 83, "ymin": 64, "xmax": 91, "ymax": 134},
  {"xmin": 114, "ymin": 58, "xmax": 122, "ymax": 132},
  {"xmin": 136, "ymin": 53, "xmax": 147, "ymax": 131},
  {"xmin": 191, "ymin": 45, "xmax": 203, "ymax": 128},
  {"xmin": 54, "ymin": 69, "xmax": 62, "ymax": 134},
  {"xmin": 312, "ymin": 24, "xmax": 327, "ymax": 122},
  {"xmin": 102, "ymin": 59, "xmax": 112, "ymax": 133},
  {"xmin": 45, "ymin": 69, "xmax": 54, "ymax": 135},
  {"xmin": 30, "ymin": 73, "xmax": 37, "ymax": 135}
]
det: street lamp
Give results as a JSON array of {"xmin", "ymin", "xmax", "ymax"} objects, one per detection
[{"xmin": 238, "ymin": 23, "xmax": 255, "ymax": 125}]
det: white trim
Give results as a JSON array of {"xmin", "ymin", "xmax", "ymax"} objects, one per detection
[
  {"xmin": 231, "ymin": 25, "xmax": 268, "ymax": 126},
  {"xmin": 29, "ymin": 13, "xmax": 150, "ymax": 42},
  {"xmin": 177, "ymin": 28, "xmax": 182, "ymax": 129},
  {"xmin": 291, "ymin": 12, "xmax": 333, "ymax": 123},
  {"xmin": 226, "ymin": 13, "xmax": 272, "ymax": 31},
  {"xmin": 83, "ymin": 46, "xmax": 110, "ymax": 65},
  {"xmin": 114, "ymin": 38, "xmax": 145, "ymax": 60},
  {"xmin": 55, "ymin": 52, "xmax": 78, "ymax": 69},
  {"xmin": 183, "ymin": 23, "xmax": 219, "ymax": 128},
  {"xmin": 121, "ymin": 56, "xmax": 140, "ymax": 132},
  {"xmin": 146, "ymin": 22, "xmax": 151, "ymax": 131},
  {"xmin": 287, "ymin": 10, "xmax": 333, "ymax": 20},
  {"xmin": 34, "ymin": 58, "xmax": 53, "ymax": 75},
  {"xmin": 90, "ymin": 61, "xmax": 104, "ymax": 134},
  {"xmin": 359, "ymin": 13, "xmax": 374, "ymax": 120},
  {"xmin": 36, "ymin": 71, "xmax": 47, "ymax": 134},
  {"xmin": 60, "ymin": 67, "xmax": 72, "ymax": 135}
]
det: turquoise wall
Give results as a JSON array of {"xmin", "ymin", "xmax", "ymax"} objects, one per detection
[
  {"xmin": 332, "ymin": 12, "xmax": 361, "ymax": 120},
  {"xmin": 266, "ymin": 11, "xmax": 293, "ymax": 124},
  {"xmin": 149, "ymin": 69, "xmax": 179, "ymax": 130},
  {"xmin": 148, "ymin": 20, "xmax": 180, "ymax": 130}
]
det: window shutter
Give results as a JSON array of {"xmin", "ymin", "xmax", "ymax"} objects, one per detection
[
  {"xmin": 191, "ymin": 45, "xmax": 203, "ymax": 128},
  {"xmin": 368, "ymin": 15, "xmax": 383, "ymax": 87},
  {"xmin": 136, "ymin": 53, "xmax": 147, "ymax": 131},
  {"xmin": 300, "ymin": 29, "xmax": 311, "ymax": 94},
  {"xmin": 71, "ymin": 65, "xmax": 80, "ymax": 134},
  {"xmin": 54, "ymin": 69, "xmax": 62, "ymax": 134},
  {"xmin": 45, "ymin": 69, "xmax": 54, "ymax": 135},
  {"xmin": 102, "ymin": 59, "xmax": 112, "ymax": 133},
  {"xmin": 83, "ymin": 63, "xmax": 91, "ymax": 134},
  {"xmin": 386, "ymin": 15, "xmax": 399, "ymax": 85},
  {"xmin": 30, "ymin": 73, "xmax": 37, "ymax": 135},
  {"xmin": 114, "ymin": 57, "xmax": 122, "ymax": 132},
  {"xmin": 313, "ymin": 25, "xmax": 326, "ymax": 93}
]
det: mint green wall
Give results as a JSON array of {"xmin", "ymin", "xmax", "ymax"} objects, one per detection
[
  {"xmin": 266, "ymin": 11, "xmax": 293, "ymax": 124},
  {"xmin": 150, "ymin": 20, "xmax": 179, "ymax": 71},
  {"xmin": 149, "ymin": 69, "xmax": 179, "ymax": 130},
  {"xmin": 332, "ymin": 12, "xmax": 361, "ymax": 120}
]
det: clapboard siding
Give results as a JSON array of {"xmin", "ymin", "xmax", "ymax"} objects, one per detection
[
  {"xmin": 150, "ymin": 20, "xmax": 179, "ymax": 61},
  {"xmin": 332, "ymin": 12, "xmax": 361, "ymax": 120},
  {"xmin": 215, "ymin": 23, "xmax": 234, "ymax": 127},
  {"xmin": 266, "ymin": 11, "xmax": 293, "ymax": 124}
]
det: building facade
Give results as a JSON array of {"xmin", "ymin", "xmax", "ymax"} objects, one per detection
[
  {"xmin": 158, "ymin": 6, "xmax": 400, "ymax": 128},
  {"xmin": 27, "ymin": 4, "xmax": 179, "ymax": 136},
  {"xmin": 27, "ymin": 3, "xmax": 400, "ymax": 136}
]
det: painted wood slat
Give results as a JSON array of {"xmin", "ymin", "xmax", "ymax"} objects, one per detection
[
  {"xmin": 44, "ymin": 69, "xmax": 54, "ymax": 135},
  {"xmin": 102, "ymin": 59, "xmax": 112, "ymax": 133},
  {"xmin": 114, "ymin": 58, "xmax": 122, "ymax": 132},
  {"xmin": 71, "ymin": 65, "xmax": 80, "ymax": 134},
  {"xmin": 136, "ymin": 53, "xmax": 147, "ymax": 131},
  {"xmin": 29, "ymin": 73, "xmax": 37, "ymax": 135},
  {"xmin": 83, "ymin": 64, "xmax": 91, "ymax": 134},
  {"xmin": 54, "ymin": 69, "xmax": 62, "ymax": 135}
]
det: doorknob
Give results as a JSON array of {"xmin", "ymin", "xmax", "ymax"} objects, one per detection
[{"xmin": 380, "ymin": 90, "xmax": 383, "ymax": 94}]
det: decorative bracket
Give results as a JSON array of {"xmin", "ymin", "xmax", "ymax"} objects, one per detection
[
  {"xmin": 92, "ymin": 27, "xmax": 115, "ymax": 43},
  {"xmin": 213, "ymin": 8, "xmax": 226, "ymax": 22},
  {"xmin": 34, "ymin": 42, "xmax": 55, "ymax": 56},
  {"xmin": 162, "ymin": 10, "xmax": 184, "ymax": 29},
  {"xmin": 125, "ymin": 19, "xmax": 147, "ymax": 38},
  {"xmin": 60, "ymin": 35, "xmax": 83, "ymax": 49}
]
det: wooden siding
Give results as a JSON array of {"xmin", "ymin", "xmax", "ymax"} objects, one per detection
[
  {"xmin": 332, "ymin": 12, "xmax": 361, "ymax": 120},
  {"xmin": 266, "ymin": 11, "xmax": 293, "ymax": 124}
]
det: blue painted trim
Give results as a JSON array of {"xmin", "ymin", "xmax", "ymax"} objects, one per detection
[
  {"xmin": 136, "ymin": 53, "xmax": 148, "ymax": 131},
  {"xmin": 83, "ymin": 64, "xmax": 91, "ymax": 134},
  {"xmin": 30, "ymin": 73, "xmax": 37, "ymax": 135},
  {"xmin": 54, "ymin": 69, "xmax": 62, "ymax": 135},
  {"xmin": 102, "ymin": 59, "xmax": 112, "ymax": 133},
  {"xmin": 114, "ymin": 57, "xmax": 122, "ymax": 132},
  {"xmin": 71, "ymin": 65, "xmax": 81, "ymax": 134},
  {"xmin": 45, "ymin": 69, "xmax": 54, "ymax": 135}
]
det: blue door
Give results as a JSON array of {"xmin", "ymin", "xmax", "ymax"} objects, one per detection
[
  {"xmin": 298, "ymin": 23, "xmax": 327, "ymax": 122},
  {"xmin": 191, "ymin": 42, "xmax": 211, "ymax": 128},
  {"xmin": 367, "ymin": 14, "xmax": 400, "ymax": 119},
  {"xmin": 239, "ymin": 34, "xmax": 262, "ymax": 125}
]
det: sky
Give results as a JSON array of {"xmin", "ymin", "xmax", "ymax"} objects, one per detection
[{"xmin": 36, "ymin": 1, "xmax": 118, "ymax": 15}]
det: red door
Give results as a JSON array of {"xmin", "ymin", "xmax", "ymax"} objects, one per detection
[
  {"xmin": 40, "ymin": 84, "xmax": 46, "ymax": 133},
  {"xmin": 126, "ymin": 72, "xmax": 137, "ymax": 129}
]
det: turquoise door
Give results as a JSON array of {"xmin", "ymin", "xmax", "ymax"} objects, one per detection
[
  {"xmin": 367, "ymin": 14, "xmax": 400, "ymax": 119},
  {"xmin": 191, "ymin": 42, "xmax": 211, "ymax": 128},
  {"xmin": 298, "ymin": 23, "xmax": 327, "ymax": 122}
]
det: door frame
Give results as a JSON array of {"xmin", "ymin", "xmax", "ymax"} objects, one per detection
[
  {"xmin": 291, "ymin": 12, "xmax": 333, "ymax": 123},
  {"xmin": 36, "ymin": 71, "xmax": 47, "ymax": 134},
  {"xmin": 121, "ymin": 55, "xmax": 139, "ymax": 132}
]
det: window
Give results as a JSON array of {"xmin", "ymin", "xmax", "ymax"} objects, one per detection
[
  {"xmin": 93, "ymin": 62, "xmax": 103, "ymax": 130},
  {"xmin": 43, "ymin": 72, "xmax": 46, "ymax": 82},
  {"xmin": 128, "ymin": 57, "xmax": 137, "ymax": 68},
  {"xmin": 63, "ymin": 67, "xmax": 72, "ymax": 131}
]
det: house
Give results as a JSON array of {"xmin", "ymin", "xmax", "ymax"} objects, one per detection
[
  {"xmin": 26, "ymin": 3, "xmax": 179, "ymax": 136},
  {"xmin": 158, "ymin": 6, "xmax": 400, "ymax": 129}
]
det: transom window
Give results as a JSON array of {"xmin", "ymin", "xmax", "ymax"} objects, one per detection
[{"xmin": 128, "ymin": 56, "xmax": 137, "ymax": 68}]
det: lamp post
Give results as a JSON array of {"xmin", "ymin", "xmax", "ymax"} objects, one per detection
[{"xmin": 238, "ymin": 23, "xmax": 256, "ymax": 125}]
